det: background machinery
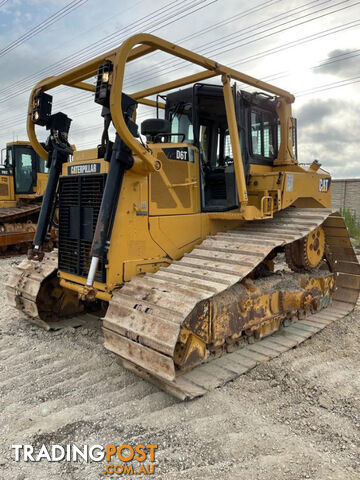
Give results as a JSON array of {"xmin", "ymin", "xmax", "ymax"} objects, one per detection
[
  {"xmin": 0, "ymin": 141, "xmax": 51, "ymax": 253},
  {"xmin": 7, "ymin": 34, "xmax": 360, "ymax": 399}
]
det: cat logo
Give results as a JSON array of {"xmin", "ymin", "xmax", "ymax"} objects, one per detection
[
  {"xmin": 319, "ymin": 178, "xmax": 331, "ymax": 192},
  {"xmin": 68, "ymin": 163, "xmax": 100, "ymax": 175}
]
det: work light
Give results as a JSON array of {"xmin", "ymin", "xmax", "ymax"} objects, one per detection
[
  {"xmin": 32, "ymin": 91, "xmax": 52, "ymax": 126},
  {"xmin": 95, "ymin": 61, "xmax": 113, "ymax": 107}
]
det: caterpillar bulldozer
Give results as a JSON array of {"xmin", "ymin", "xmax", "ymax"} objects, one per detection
[
  {"xmin": 0, "ymin": 141, "xmax": 53, "ymax": 253},
  {"xmin": 6, "ymin": 34, "xmax": 360, "ymax": 399}
]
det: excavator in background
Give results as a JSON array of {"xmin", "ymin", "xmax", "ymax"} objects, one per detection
[
  {"xmin": 0, "ymin": 141, "xmax": 53, "ymax": 253},
  {"xmin": 7, "ymin": 34, "xmax": 360, "ymax": 399}
]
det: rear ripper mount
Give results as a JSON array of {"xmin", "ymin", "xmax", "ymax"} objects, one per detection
[{"xmin": 7, "ymin": 208, "xmax": 360, "ymax": 399}]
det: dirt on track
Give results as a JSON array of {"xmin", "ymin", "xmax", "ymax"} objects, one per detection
[{"xmin": 0, "ymin": 255, "xmax": 359, "ymax": 480}]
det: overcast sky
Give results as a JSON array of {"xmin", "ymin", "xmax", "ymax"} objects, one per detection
[{"xmin": 0, "ymin": 0, "xmax": 359, "ymax": 177}]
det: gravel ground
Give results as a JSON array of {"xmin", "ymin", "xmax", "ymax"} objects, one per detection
[{"xmin": 0, "ymin": 255, "xmax": 359, "ymax": 480}]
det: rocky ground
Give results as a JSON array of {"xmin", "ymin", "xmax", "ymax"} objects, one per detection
[{"xmin": 0, "ymin": 255, "xmax": 359, "ymax": 480}]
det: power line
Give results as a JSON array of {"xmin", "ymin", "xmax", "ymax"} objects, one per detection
[
  {"xmin": 14, "ymin": 0, "xmax": 214, "ymax": 104},
  {"xmin": 237, "ymin": 49, "xmax": 360, "ymax": 87},
  {"xmin": 209, "ymin": 0, "xmax": 360, "ymax": 57},
  {"xmin": 56, "ymin": 13, "xmax": 360, "ymax": 112},
  {"xmin": 124, "ymin": 0, "xmax": 284, "ymax": 80},
  {"xmin": 148, "ymin": 0, "xmax": 328, "ymax": 76},
  {"xmin": 122, "ymin": 18, "xmax": 360, "ymax": 98},
  {"xmin": 2, "ymin": 1, "xmax": 360, "ymax": 137},
  {"xmin": 296, "ymin": 74, "xmax": 360, "ymax": 95},
  {"xmin": 0, "ymin": 0, "xmax": 343, "ymax": 113},
  {"xmin": 67, "ymin": 49, "xmax": 360, "ymax": 139},
  {"xmin": 0, "ymin": 0, "xmax": 9, "ymax": 8},
  {"xmin": 0, "ymin": 0, "xmax": 283, "ymax": 127},
  {"xmin": 0, "ymin": 0, "xmax": 183, "ymax": 96},
  {"xmin": 0, "ymin": 0, "xmax": 218, "ymax": 129},
  {"xmin": 127, "ymin": 0, "xmax": 326, "ymax": 83},
  {"xmin": 33, "ymin": 0, "xmax": 191, "ymax": 77},
  {"xmin": 123, "ymin": 0, "xmax": 360, "ymax": 99},
  {"xmin": 0, "ymin": 0, "xmax": 213, "ymax": 101},
  {"xmin": 1, "ymin": 0, "xmax": 281, "ymax": 110},
  {"xmin": 127, "ymin": 0, "xmax": 358, "ymax": 89},
  {"xmin": 0, "ymin": 0, "xmax": 147, "ymax": 96},
  {"xmin": 230, "ymin": 19, "xmax": 360, "ymax": 69},
  {"xmin": 55, "ymin": 0, "xmax": 217, "ymax": 75},
  {"xmin": 2, "ymin": 12, "xmax": 359, "ymax": 132},
  {"xmin": 2, "ymin": 15, "xmax": 359, "ymax": 132},
  {"xmin": 0, "ymin": 0, "xmax": 88, "ymax": 57}
]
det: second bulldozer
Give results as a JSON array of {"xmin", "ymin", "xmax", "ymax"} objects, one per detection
[
  {"xmin": 7, "ymin": 34, "xmax": 360, "ymax": 399},
  {"xmin": 0, "ymin": 141, "xmax": 52, "ymax": 253}
]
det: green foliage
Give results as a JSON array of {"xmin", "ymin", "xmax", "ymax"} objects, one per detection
[{"xmin": 341, "ymin": 208, "xmax": 360, "ymax": 245}]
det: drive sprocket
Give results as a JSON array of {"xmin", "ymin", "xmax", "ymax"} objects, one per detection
[{"xmin": 285, "ymin": 226, "xmax": 325, "ymax": 272}]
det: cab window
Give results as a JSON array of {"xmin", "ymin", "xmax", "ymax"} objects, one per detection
[
  {"xmin": 6, "ymin": 147, "xmax": 12, "ymax": 166},
  {"xmin": 38, "ymin": 160, "xmax": 49, "ymax": 173},
  {"xmin": 169, "ymin": 104, "xmax": 194, "ymax": 144},
  {"xmin": 171, "ymin": 114, "xmax": 194, "ymax": 143},
  {"xmin": 216, "ymin": 129, "xmax": 233, "ymax": 166},
  {"xmin": 200, "ymin": 125, "xmax": 210, "ymax": 164},
  {"xmin": 251, "ymin": 111, "xmax": 262, "ymax": 156},
  {"xmin": 250, "ymin": 109, "xmax": 277, "ymax": 160},
  {"xmin": 224, "ymin": 132, "xmax": 233, "ymax": 159}
]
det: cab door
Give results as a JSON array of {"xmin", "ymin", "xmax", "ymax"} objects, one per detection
[{"xmin": 12, "ymin": 145, "xmax": 37, "ymax": 194}]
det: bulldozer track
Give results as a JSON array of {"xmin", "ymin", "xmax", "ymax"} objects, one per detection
[
  {"xmin": 0, "ymin": 205, "xmax": 46, "ymax": 253},
  {"xmin": 103, "ymin": 208, "xmax": 360, "ymax": 399},
  {"xmin": 6, "ymin": 208, "xmax": 360, "ymax": 399},
  {"xmin": 6, "ymin": 250, "xmax": 58, "ymax": 329},
  {"xmin": 117, "ymin": 301, "xmax": 353, "ymax": 399},
  {"xmin": 0, "ymin": 205, "xmax": 41, "ymax": 223}
]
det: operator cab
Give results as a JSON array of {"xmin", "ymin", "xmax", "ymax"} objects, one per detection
[
  {"xmin": 142, "ymin": 84, "xmax": 280, "ymax": 212},
  {"xmin": 4, "ymin": 143, "xmax": 48, "ymax": 194}
]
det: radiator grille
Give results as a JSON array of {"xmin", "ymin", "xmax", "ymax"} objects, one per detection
[{"xmin": 58, "ymin": 174, "xmax": 107, "ymax": 282}]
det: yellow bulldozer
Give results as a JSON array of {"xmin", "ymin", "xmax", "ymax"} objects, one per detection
[
  {"xmin": 7, "ymin": 34, "xmax": 360, "ymax": 399},
  {"xmin": 0, "ymin": 140, "xmax": 52, "ymax": 253}
]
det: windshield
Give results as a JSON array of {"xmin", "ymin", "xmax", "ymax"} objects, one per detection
[{"xmin": 169, "ymin": 104, "xmax": 194, "ymax": 144}]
